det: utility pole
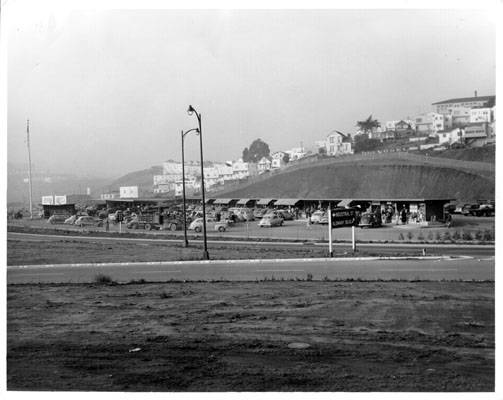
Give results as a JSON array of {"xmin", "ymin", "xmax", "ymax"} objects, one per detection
[{"xmin": 26, "ymin": 119, "xmax": 34, "ymax": 219}]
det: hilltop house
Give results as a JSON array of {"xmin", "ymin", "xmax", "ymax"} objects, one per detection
[
  {"xmin": 271, "ymin": 151, "xmax": 287, "ymax": 169},
  {"xmin": 258, "ymin": 156, "xmax": 272, "ymax": 173}
]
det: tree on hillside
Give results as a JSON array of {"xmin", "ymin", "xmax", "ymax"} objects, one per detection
[
  {"xmin": 242, "ymin": 139, "xmax": 270, "ymax": 163},
  {"xmin": 356, "ymin": 115, "xmax": 381, "ymax": 135},
  {"xmin": 318, "ymin": 147, "xmax": 327, "ymax": 156},
  {"xmin": 283, "ymin": 153, "xmax": 290, "ymax": 164},
  {"xmin": 353, "ymin": 133, "xmax": 382, "ymax": 153}
]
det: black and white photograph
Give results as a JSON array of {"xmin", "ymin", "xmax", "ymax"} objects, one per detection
[{"xmin": 3, "ymin": 0, "xmax": 500, "ymax": 396}]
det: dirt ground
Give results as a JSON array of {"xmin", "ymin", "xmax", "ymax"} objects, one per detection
[{"xmin": 7, "ymin": 281, "xmax": 494, "ymax": 391}]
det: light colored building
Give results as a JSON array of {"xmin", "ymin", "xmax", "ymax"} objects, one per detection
[
  {"xmin": 470, "ymin": 107, "xmax": 494, "ymax": 124},
  {"xmin": 463, "ymin": 122, "xmax": 490, "ymax": 147},
  {"xmin": 285, "ymin": 147, "xmax": 306, "ymax": 161},
  {"xmin": 271, "ymin": 151, "xmax": 287, "ymax": 169},
  {"xmin": 258, "ymin": 156, "xmax": 272, "ymax": 173},
  {"xmin": 450, "ymin": 107, "xmax": 471, "ymax": 127},
  {"xmin": 414, "ymin": 112, "xmax": 444, "ymax": 134},
  {"xmin": 100, "ymin": 193, "xmax": 119, "ymax": 200},
  {"xmin": 174, "ymin": 177, "xmax": 199, "ymax": 197},
  {"xmin": 120, "ymin": 186, "xmax": 139, "ymax": 198},
  {"xmin": 325, "ymin": 131, "xmax": 353, "ymax": 155},
  {"xmin": 436, "ymin": 128, "xmax": 463, "ymax": 146},
  {"xmin": 432, "ymin": 94, "xmax": 496, "ymax": 115}
]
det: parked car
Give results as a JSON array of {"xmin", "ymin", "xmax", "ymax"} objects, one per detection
[
  {"xmin": 188, "ymin": 218, "xmax": 229, "ymax": 233},
  {"xmin": 461, "ymin": 204, "xmax": 483, "ymax": 216},
  {"xmin": 253, "ymin": 208, "xmax": 267, "ymax": 219},
  {"xmin": 47, "ymin": 214, "xmax": 68, "ymax": 224},
  {"xmin": 75, "ymin": 216, "xmax": 102, "ymax": 227},
  {"xmin": 310, "ymin": 210, "xmax": 326, "ymax": 224},
  {"xmin": 358, "ymin": 212, "xmax": 382, "ymax": 228},
  {"xmin": 277, "ymin": 210, "xmax": 294, "ymax": 220},
  {"xmin": 258, "ymin": 215, "xmax": 283, "ymax": 227},
  {"xmin": 64, "ymin": 215, "xmax": 77, "ymax": 225},
  {"xmin": 443, "ymin": 203, "xmax": 457, "ymax": 214}
]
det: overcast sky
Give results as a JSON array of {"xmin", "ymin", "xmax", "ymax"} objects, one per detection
[{"xmin": 7, "ymin": 7, "xmax": 496, "ymax": 177}]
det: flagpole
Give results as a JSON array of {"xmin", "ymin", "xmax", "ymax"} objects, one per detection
[{"xmin": 27, "ymin": 119, "xmax": 34, "ymax": 219}]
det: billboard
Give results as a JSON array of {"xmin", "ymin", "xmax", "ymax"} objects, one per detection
[
  {"xmin": 54, "ymin": 195, "xmax": 67, "ymax": 205},
  {"xmin": 331, "ymin": 207, "xmax": 357, "ymax": 228},
  {"xmin": 120, "ymin": 186, "xmax": 139, "ymax": 198},
  {"xmin": 41, "ymin": 195, "xmax": 54, "ymax": 205}
]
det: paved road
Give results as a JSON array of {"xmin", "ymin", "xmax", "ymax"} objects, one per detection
[
  {"xmin": 7, "ymin": 232, "xmax": 495, "ymax": 258},
  {"xmin": 7, "ymin": 256, "xmax": 494, "ymax": 284}
]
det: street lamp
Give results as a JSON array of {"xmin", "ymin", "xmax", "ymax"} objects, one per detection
[
  {"xmin": 181, "ymin": 128, "xmax": 199, "ymax": 248},
  {"xmin": 187, "ymin": 105, "xmax": 209, "ymax": 260}
]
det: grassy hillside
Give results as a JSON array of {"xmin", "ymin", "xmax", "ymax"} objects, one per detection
[
  {"xmin": 99, "ymin": 166, "xmax": 163, "ymax": 194},
  {"xmin": 218, "ymin": 154, "xmax": 494, "ymax": 202}
]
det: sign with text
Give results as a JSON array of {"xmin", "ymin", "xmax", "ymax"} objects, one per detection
[{"xmin": 331, "ymin": 207, "xmax": 358, "ymax": 228}]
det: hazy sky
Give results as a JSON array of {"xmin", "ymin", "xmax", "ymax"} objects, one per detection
[{"xmin": 7, "ymin": 8, "xmax": 496, "ymax": 177}]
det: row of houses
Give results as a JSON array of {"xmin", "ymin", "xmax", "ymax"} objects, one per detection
[{"xmin": 368, "ymin": 93, "xmax": 496, "ymax": 148}]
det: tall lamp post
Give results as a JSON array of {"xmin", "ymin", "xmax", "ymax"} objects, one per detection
[
  {"xmin": 181, "ymin": 128, "xmax": 199, "ymax": 247},
  {"xmin": 187, "ymin": 105, "xmax": 209, "ymax": 260}
]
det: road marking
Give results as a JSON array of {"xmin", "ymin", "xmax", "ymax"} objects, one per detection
[
  {"xmin": 134, "ymin": 270, "xmax": 181, "ymax": 274},
  {"xmin": 380, "ymin": 268, "xmax": 458, "ymax": 272},
  {"xmin": 14, "ymin": 272, "xmax": 65, "ymax": 276},
  {"xmin": 255, "ymin": 269, "xmax": 305, "ymax": 272}
]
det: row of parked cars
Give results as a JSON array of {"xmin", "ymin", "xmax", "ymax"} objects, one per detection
[
  {"xmin": 445, "ymin": 202, "xmax": 495, "ymax": 217},
  {"xmin": 48, "ymin": 214, "xmax": 104, "ymax": 227}
]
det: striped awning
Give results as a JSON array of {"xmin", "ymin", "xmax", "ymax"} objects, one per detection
[
  {"xmin": 337, "ymin": 199, "xmax": 354, "ymax": 208},
  {"xmin": 236, "ymin": 198, "xmax": 251, "ymax": 205},
  {"xmin": 213, "ymin": 198, "xmax": 233, "ymax": 205},
  {"xmin": 257, "ymin": 198, "xmax": 275, "ymax": 206},
  {"xmin": 274, "ymin": 198, "xmax": 301, "ymax": 206}
]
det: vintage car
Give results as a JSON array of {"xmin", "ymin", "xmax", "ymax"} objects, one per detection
[
  {"xmin": 358, "ymin": 212, "xmax": 382, "ymax": 228},
  {"xmin": 258, "ymin": 215, "xmax": 283, "ymax": 227},
  {"xmin": 188, "ymin": 218, "xmax": 229, "ymax": 233}
]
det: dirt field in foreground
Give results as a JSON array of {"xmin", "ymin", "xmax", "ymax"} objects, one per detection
[{"xmin": 7, "ymin": 281, "xmax": 494, "ymax": 391}]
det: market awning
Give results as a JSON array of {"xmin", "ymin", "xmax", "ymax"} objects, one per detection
[
  {"xmin": 337, "ymin": 199, "xmax": 354, "ymax": 208},
  {"xmin": 205, "ymin": 198, "xmax": 216, "ymax": 204},
  {"xmin": 257, "ymin": 198, "xmax": 275, "ymax": 206},
  {"xmin": 213, "ymin": 198, "xmax": 233, "ymax": 205},
  {"xmin": 274, "ymin": 199, "xmax": 301, "ymax": 206},
  {"xmin": 236, "ymin": 198, "xmax": 251, "ymax": 205}
]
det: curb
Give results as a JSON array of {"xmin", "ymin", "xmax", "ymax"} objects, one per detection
[
  {"xmin": 7, "ymin": 255, "xmax": 473, "ymax": 270},
  {"xmin": 7, "ymin": 231, "xmax": 495, "ymax": 248}
]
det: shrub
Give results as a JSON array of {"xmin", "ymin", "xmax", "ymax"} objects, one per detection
[
  {"xmin": 307, "ymin": 273, "xmax": 313, "ymax": 281},
  {"xmin": 435, "ymin": 231, "xmax": 442, "ymax": 241},
  {"xmin": 443, "ymin": 231, "xmax": 451, "ymax": 242},
  {"xmin": 452, "ymin": 230, "xmax": 461, "ymax": 241},
  {"xmin": 474, "ymin": 230, "xmax": 483, "ymax": 241},
  {"xmin": 462, "ymin": 231, "xmax": 473, "ymax": 241},
  {"xmin": 417, "ymin": 232, "xmax": 425, "ymax": 241},
  {"xmin": 94, "ymin": 274, "xmax": 115, "ymax": 285},
  {"xmin": 483, "ymin": 230, "xmax": 494, "ymax": 241},
  {"xmin": 160, "ymin": 291, "xmax": 172, "ymax": 299},
  {"xmin": 427, "ymin": 231, "xmax": 434, "ymax": 241},
  {"xmin": 406, "ymin": 231, "xmax": 414, "ymax": 240},
  {"xmin": 398, "ymin": 233, "xmax": 405, "ymax": 241}
]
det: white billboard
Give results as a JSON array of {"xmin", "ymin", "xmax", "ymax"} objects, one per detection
[
  {"xmin": 41, "ymin": 195, "xmax": 54, "ymax": 205},
  {"xmin": 120, "ymin": 186, "xmax": 139, "ymax": 198},
  {"xmin": 54, "ymin": 195, "xmax": 67, "ymax": 205}
]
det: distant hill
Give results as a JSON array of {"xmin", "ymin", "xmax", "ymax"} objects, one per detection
[
  {"xmin": 98, "ymin": 165, "xmax": 163, "ymax": 194},
  {"xmin": 216, "ymin": 152, "xmax": 494, "ymax": 202}
]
